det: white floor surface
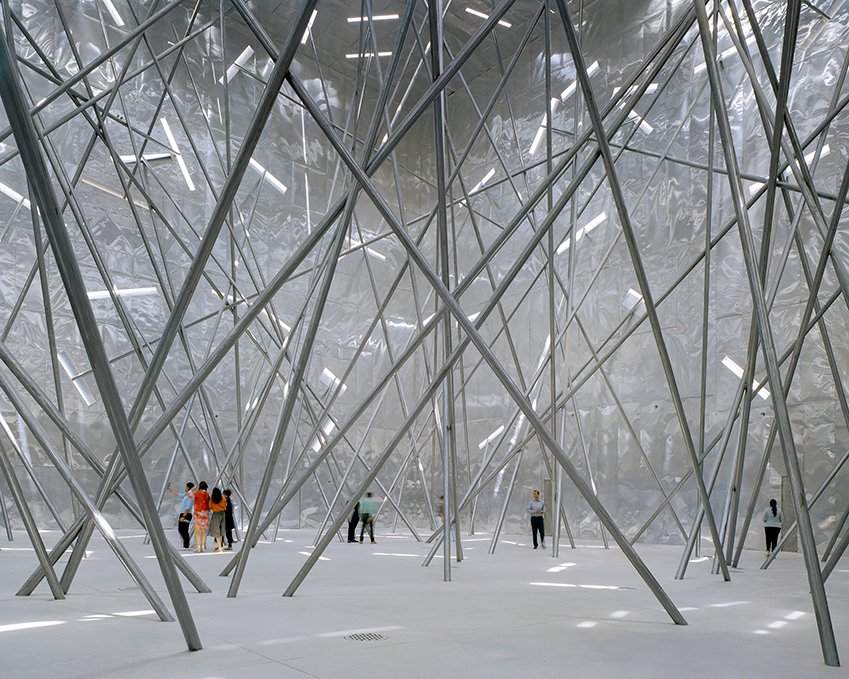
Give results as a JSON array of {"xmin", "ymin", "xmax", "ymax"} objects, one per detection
[{"xmin": 1, "ymin": 528, "xmax": 848, "ymax": 678}]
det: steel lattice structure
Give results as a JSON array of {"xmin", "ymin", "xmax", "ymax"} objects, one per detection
[{"xmin": 0, "ymin": 0, "xmax": 847, "ymax": 667}]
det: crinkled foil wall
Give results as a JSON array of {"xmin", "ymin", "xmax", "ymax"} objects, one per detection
[{"xmin": 0, "ymin": 0, "xmax": 848, "ymax": 555}]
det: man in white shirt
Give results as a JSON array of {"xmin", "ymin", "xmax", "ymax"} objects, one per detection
[{"xmin": 528, "ymin": 489, "xmax": 545, "ymax": 549}]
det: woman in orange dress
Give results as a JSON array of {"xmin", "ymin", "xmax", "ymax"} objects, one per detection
[{"xmin": 193, "ymin": 481, "xmax": 210, "ymax": 552}]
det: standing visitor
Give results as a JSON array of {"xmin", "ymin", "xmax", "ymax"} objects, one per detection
[
  {"xmin": 763, "ymin": 498, "xmax": 783, "ymax": 555},
  {"xmin": 223, "ymin": 489, "xmax": 236, "ymax": 550},
  {"xmin": 528, "ymin": 489, "xmax": 545, "ymax": 550},
  {"xmin": 193, "ymin": 481, "xmax": 210, "ymax": 552},
  {"xmin": 177, "ymin": 482, "xmax": 194, "ymax": 549},
  {"xmin": 347, "ymin": 500, "xmax": 360, "ymax": 543},
  {"xmin": 209, "ymin": 487, "xmax": 227, "ymax": 553},
  {"xmin": 358, "ymin": 491, "xmax": 379, "ymax": 543}
]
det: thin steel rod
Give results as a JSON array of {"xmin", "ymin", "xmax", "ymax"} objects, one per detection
[
  {"xmin": 553, "ymin": 0, "xmax": 730, "ymax": 580},
  {"xmin": 0, "ymin": 22, "xmax": 202, "ymax": 649},
  {"xmin": 693, "ymin": 0, "xmax": 839, "ymax": 665},
  {"xmin": 0, "ymin": 437, "xmax": 64, "ymax": 599},
  {"xmin": 284, "ymin": 65, "xmax": 687, "ymax": 627}
]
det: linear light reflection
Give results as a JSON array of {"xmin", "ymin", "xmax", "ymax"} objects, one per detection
[
  {"xmin": 345, "ymin": 52, "xmax": 392, "ymax": 59},
  {"xmin": 102, "ymin": 0, "xmax": 125, "ymax": 26},
  {"xmin": 347, "ymin": 14, "xmax": 400, "ymax": 22},
  {"xmin": 0, "ymin": 621, "xmax": 65, "ymax": 633},
  {"xmin": 159, "ymin": 118, "xmax": 196, "ymax": 191},
  {"xmin": 464, "ymin": 7, "xmax": 511, "ymax": 27},
  {"xmin": 301, "ymin": 10, "xmax": 317, "ymax": 44},
  {"xmin": 721, "ymin": 356, "xmax": 770, "ymax": 400},
  {"xmin": 555, "ymin": 212, "xmax": 607, "ymax": 254},
  {"xmin": 0, "ymin": 181, "xmax": 31, "ymax": 210},
  {"xmin": 220, "ymin": 46, "xmax": 254, "ymax": 84},
  {"xmin": 87, "ymin": 287, "xmax": 158, "ymax": 301},
  {"xmin": 560, "ymin": 61, "xmax": 600, "ymax": 102}
]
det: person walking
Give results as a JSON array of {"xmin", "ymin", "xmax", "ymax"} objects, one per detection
[
  {"xmin": 347, "ymin": 500, "xmax": 360, "ymax": 543},
  {"xmin": 209, "ymin": 487, "xmax": 227, "ymax": 553},
  {"xmin": 223, "ymin": 489, "xmax": 236, "ymax": 550},
  {"xmin": 528, "ymin": 489, "xmax": 545, "ymax": 550},
  {"xmin": 193, "ymin": 481, "xmax": 210, "ymax": 552},
  {"xmin": 763, "ymin": 498, "xmax": 784, "ymax": 555},
  {"xmin": 358, "ymin": 492, "xmax": 379, "ymax": 543},
  {"xmin": 177, "ymin": 482, "xmax": 194, "ymax": 549}
]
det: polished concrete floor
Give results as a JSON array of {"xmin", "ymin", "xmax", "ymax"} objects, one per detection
[{"xmin": 0, "ymin": 527, "xmax": 847, "ymax": 678}]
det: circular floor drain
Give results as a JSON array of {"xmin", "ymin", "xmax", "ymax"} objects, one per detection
[{"xmin": 345, "ymin": 632, "xmax": 386, "ymax": 642}]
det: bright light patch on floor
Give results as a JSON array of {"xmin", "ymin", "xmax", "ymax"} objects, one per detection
[
  {"xmin": 709, "ymin": 601, "xmax": 750, "ymax": 608},
  {"xmin": 753, "ymin": 629, "xmax": 769, "ymax": 635},
  {"xmin": 113, "ymin": 610, "xmax": 155, "ymax": 617},
  {"xmin": 529, "ymin": 582, "xmax": 576, "ymax": 588},
  {"xmin": 784, "ymin": 611, "xmax": 806, "ymax": 620},
  {"xmin": 464, "ymin": 7, "xmax": 511, "ymax": 27},
  {"xmin": 372, "ymin": 552, "xmax": 419, "ymax": 558},
  {"xmin": 546, "ymin": 562, "xmax": 576, "ymax": 573},
  {"xmin": 0, "ymin": 621, "xmax": 65, "ymax": 633},
  {"xmin": 577, "ymin": 621, "xmax": 597, "ymax": 628},
  {"xmin": 767, "ymin": 620, "xmax": 788, "ymax": 629},
  {"xmin": 610, "ymin": 610, "xmax": 629, "ymax": 619},
  {"xmin": 622, "ymin": 288, "xmax": 643, "ymax": 312},
  {"xmin": 298, "ymin": 551, "xmax": 330, "ymax": 561}
]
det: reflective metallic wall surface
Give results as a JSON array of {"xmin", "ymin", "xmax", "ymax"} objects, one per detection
[{"xmin": 0, "ymin": 0, "xmax": 848, "ymax": 663}]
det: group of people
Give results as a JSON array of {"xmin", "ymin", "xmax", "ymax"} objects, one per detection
[
  {"xmin": 176, "ymin": 481, "xmax": 783, "ymax": 556},
  {"xmin": 347, "ymin": 491, "xmax": 380, "ymax": 543},
  {"xmin": 177, "ymin": 481, "xmax": 237, "ymax": 553}
]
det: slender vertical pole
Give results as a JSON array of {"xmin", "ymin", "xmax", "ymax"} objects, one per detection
[
  {"xmin": 692, "ymin": 0, "xmax": 838, "ymax": 665},
  {"xmin": 0, "ymin": 438, "xmax": 64, "ymax": 598},
  {"xmin": 553, "ymin": 0, "xmax": 730, "ymax": 581},
  {"xmin": 0, "ymin": 22, "xmax": 205, "ymax": 650}
]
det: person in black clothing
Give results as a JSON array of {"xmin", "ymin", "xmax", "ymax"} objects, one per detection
[
  {"xmin": 223, "ymin": 488, "xmax": 236, "ymax": 551},
  {"xmin": 347, "ymin": 501, "xmax": 360, "ymax": 543}
]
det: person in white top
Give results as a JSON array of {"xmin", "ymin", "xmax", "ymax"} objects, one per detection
[
  {"xmin": 528, "ymin": 489, "xmax": 545, "ymax": 550},
  {"xmin": 762, "ymin": 498, "xmax": 783, "ymax": 555}
]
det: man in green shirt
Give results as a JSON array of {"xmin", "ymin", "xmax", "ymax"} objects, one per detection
[{"xmin": 359, "ymin": 492, "xmax": 380, "ymax": 543}]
